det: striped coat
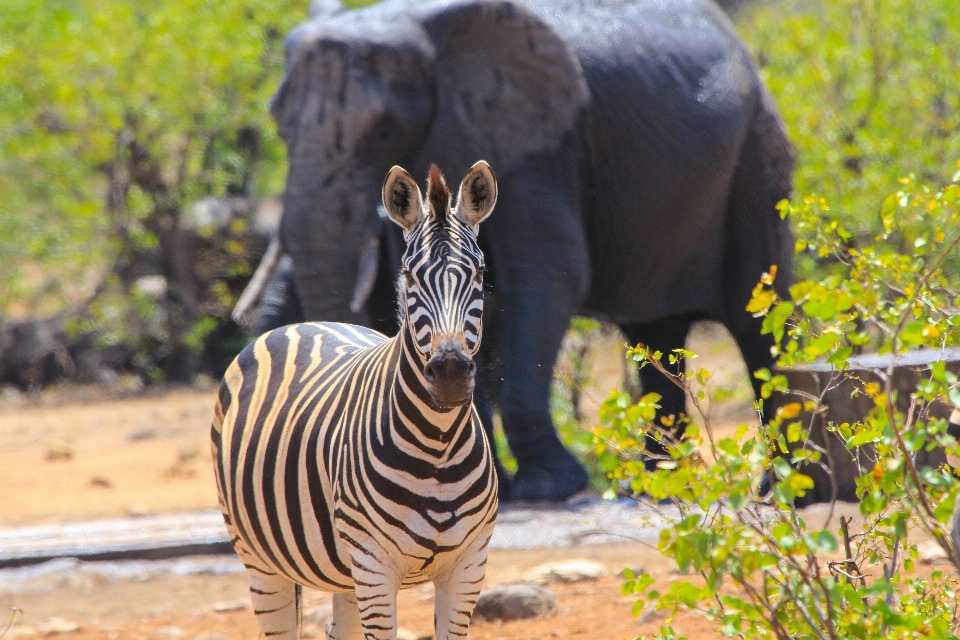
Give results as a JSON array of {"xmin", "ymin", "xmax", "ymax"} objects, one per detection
[{"xmin": 212, "ymin": 162, "xmax": 499, "ymax": 640}]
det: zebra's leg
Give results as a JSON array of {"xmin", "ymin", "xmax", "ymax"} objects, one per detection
[
  {"xmin": 432, "ymin": 527, "xmax": 494, "ymax": 640},
  {"xmin": 326, "ymin": 592, "xmax": 363, "ymax": 640},
  {"xmin": 246, "ymin": 567, "xmax": 300, "ymax": 639},
  {"xmin": 349, "ymin": 551, "xmax": 400, "ymax": 640}
]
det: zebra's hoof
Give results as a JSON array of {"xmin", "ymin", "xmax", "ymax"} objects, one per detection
[{"xmin": 509, "ymin": 449, "xmax": 588, "ymax": 502}]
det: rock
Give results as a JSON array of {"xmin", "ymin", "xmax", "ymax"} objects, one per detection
[
  {"xmin": 211, "ymin": 599, "xmax": 247, "ymax": 612},
  {"xmin": 45, "ymin": 442, "xmax": 73, "ymax": 461},
  {"xmin": 90, "ymin": 475, "xmax": 112, "ymax": 488},
  {"xmin": 125, "ymin": 504, "xmax": 151, "ymax": 517},
  {"xmin": 525, "ymin": 559, "xmax": 607, "ymax": 584},
  {"xmin": 918, "ymin": 540, "xmax": 950, "ymax": 565},
  {"xmin": 154, "ymin": 627, "xmax": 187, "ymax": 638},
  {"xmin": 127, "ymin": 428, "xmax": 158, "ymax": 441},
  {"xmin": 1, "ymin": 385, "xmax": 24, "ymax": 404},
  {"xmin": 473, "ymin": 584, "xmax": 557, "ymax": 622},
  {"xmin": 37, "ymin": 618, "xmax": 81, "ymax": 634},
  {"xmin": 637, "ymin": 607, "xmax": 670, "ymax": 625},
  {"xmin": 133, "ymin": 275, "xmax": 168, "ymax": 299},
  {"xmin": 302, "ymin": 604, "xmax": 332, "ymax": 628}
]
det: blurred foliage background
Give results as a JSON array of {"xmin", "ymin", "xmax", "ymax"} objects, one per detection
[
  {"xmin": 0, "ymin": 0, "xmax": 958, "ymax": 387},
  {"xmin": 740, "ymin": 0, "xmax": 960, "ymax": 277}
]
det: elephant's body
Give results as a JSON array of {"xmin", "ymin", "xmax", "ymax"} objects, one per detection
[{"xmin": 264, "ymin": 0, "xmax": 793, "ymax": 500}]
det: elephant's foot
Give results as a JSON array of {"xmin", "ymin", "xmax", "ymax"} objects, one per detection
[{"xmin": 509, "ymin": 443, "xmax": 588, "ymax": 502}]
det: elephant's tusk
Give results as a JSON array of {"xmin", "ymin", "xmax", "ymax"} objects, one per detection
[
  {"xmin": 232, "ymin": 237, "xmax": 282, "ymax": 323},
  {"xmin": 350, "ymin": 236, "xmax": 381, "ymax": 314}
]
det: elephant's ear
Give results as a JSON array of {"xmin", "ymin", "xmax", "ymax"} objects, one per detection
[
  {"xmin": 416, "ymin": 0, "xmax": 589, "ymax": 176},
  {"xmin": 382, "ymin": 166, "xmax": 425, "ymax": 232},
  {"xmin": 455, "ymin": 161, "xmax": 497, "ymax": 229}
]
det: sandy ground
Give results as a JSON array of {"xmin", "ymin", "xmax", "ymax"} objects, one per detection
[
  {"xmin": 0, "ymin": 543, "xmax": 729, "ymax": 640},
  {"xmin": 0, "ymin": 321, "xmax": 760, "ymax": 639}
]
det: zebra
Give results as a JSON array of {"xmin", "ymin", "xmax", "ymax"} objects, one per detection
[{"xmin": 211, "ymin": 161, "xmax": 499, "ymax": 640}]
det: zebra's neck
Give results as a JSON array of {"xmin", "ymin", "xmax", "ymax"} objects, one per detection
[{"xmin": 388, "ymin": 321, "xmax": 475, "ymax": 452}]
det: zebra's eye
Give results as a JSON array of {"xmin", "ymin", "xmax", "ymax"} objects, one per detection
[
  {"xmin": 474, "ymin": 267, "xmax": 485, "ymax": 284},
  {"xmin": 403, "ymin": 269, "xmax": 415, "ymax": 286}
]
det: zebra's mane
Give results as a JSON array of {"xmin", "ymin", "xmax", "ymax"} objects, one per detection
[{"xmin": 427, "ymin": 164, "xmax": 451, "ymax": 225}]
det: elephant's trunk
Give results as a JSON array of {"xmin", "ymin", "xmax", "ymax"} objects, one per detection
[{"xmin": 281, "ymin": 166, "xmax": 383, "ymax": 325}]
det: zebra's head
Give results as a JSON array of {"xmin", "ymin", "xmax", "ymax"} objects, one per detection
[{"xmin": 381, "ymin": 161, "xmax": 497, "ymax": 408}]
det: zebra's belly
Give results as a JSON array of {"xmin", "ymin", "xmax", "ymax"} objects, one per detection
[{"xmin": 228, "ymin": 473, "xmax": 496, "ymax": 593}]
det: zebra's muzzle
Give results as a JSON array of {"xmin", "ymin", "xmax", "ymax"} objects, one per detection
[{"xmin": 423, "ymin": 342, "xmax": 476, "ymax": 408}]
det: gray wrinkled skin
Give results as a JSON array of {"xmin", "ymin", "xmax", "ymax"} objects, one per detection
[{"xmin": 263, "ymin": 0, "xmax": 794, "ymax": 501}]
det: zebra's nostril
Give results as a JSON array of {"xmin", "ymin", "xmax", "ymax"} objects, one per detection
[
  {"xmin": 423, "ymin": 362, "xmax": 437, "ymax": 383},
  {"xmin": 466, "ymin": 361, "xmax": 477, "ymax": 379}
]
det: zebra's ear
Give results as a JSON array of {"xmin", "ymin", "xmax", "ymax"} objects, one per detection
[
  {"xmin": 455, "ymin": 161, "xmax": 497, "ymax": 230},
  {"xmin": 382, "ymin": 166, "xmax": 424, "ymax": 232}
]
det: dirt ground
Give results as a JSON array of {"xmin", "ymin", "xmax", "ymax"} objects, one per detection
[
  {"xmin": 0, "ymin": 322, "xmax": 760, "ymax": 639},
  {"xmin": 0, "ymin": 543, "xmax": 729, "ymax": 640}
]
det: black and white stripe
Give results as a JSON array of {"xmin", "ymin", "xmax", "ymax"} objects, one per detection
[{"xmin": 211, "ymin": 163, "xmax": 498, "ymax": 640}]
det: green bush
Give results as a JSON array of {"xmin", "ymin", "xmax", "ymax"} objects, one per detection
[
  {"xmin": 597, "ymin": 172, "xmax": 960, "ymax": 639},
  {"xmin": 0, "ymin": 0, "xmax": 307, "ymax": 380},
  {"xmin": 738, "ymin": 0, "xmax": 960, "ymax": 279}
]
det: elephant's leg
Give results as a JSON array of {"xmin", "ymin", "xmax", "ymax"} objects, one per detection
[
  {"xmin": 497, "ymin": 277, "xmax": 588, "ymax": 501},
  {"xmin": 488, "ymin": 161, "xmax": 590, "ymax": 501},
  {"xmin": 326, "ymin": 592, "xmax": 363, "ymax": 640},
  {"xmin": 621, "ymin": 315, "xmax": 695, "ymax": 470},
  {"xmin": 726, "ymin": 316, "xmax": 777, "ymax": 419},
  {"xmin": 256, "ymin": 256, "xmax": 306, "ymax": 335},
  {"xmin": 246, "ymin": 567, "xmax": 300, "ymax": 639},
  {"xmin": 720, "ymin": 91, "xmax": 794, "ymax": 415}
]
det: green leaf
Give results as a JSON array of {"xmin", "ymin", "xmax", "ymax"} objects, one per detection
[
  {"xmin": 762, "ymin": 302, "xmax": 795, "ymax": 342},
  {"xmin": 934, "ymin": 497, "xmax": 955, "ymax": 523},
  {"xmin": 848, "ymin": 431, "xmax": 881, "ymax": 447},
  {"xmin": 746, "ymin": 288, "xmax": 777, "ymax": 314},
  {"xmin": 881, "ymin": 193, "xmax": 898, "ymax": 217},
  {"xmin": 806, "ymin": 530, "xmax": 838, "ymax": 553}
]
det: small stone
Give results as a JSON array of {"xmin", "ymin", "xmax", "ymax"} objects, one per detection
[
  {"xmin": 127, "ymin": 428, "xmax": 158, "ymax": 441},
  {"xmin": 918, "ymin": 540, "xmax": 950, "ymax": 565},
  {"xmin": 212, "ymin": 599, "xmax": 247, "ymax": 612},
  {"xmin": 90, "ymin": 475, "xmax": 112, "ymax": 488},
  {"xmin": 154, "ymin": 627, "xmax": 186, "ymax": 638},
  {"xmin": 37, "ymin": 618, "xmax": 80, "ymax": 634},
  {"xmin": 473, "ymin": 584, "xmax": 557, "ymax": 622},
  {"xmin": 126, "ymin": 504, "xmax": 151, "ymax": 517},
  {"xmin": 133, "ymin": 275, "xmax": 168, "ymax": 298},
  {"xmin": 637, "ymin": 607, "xmax": 670, "ymax": 625},
  {"xmin": 302, "ymin": 604, "xmax": 332, "ymax": 628},
  {"xmin": 525, "ymin": 559, "xmax": 607, "ymax": 584},
  {"xmin": 45, "ymin": 442, "xmax": 73, "ymax": 461},
  {"xmin": 4, "ymin": 627, "xmax": 37, "ymax": 638},
  {"xmin": 1, "ymin": 385, "xmax": 24, "ymax": 404}
]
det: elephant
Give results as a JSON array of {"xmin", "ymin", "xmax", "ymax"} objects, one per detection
[{"xmin": 249, "ymin": 0, "xmax": 795, "ymax": 502}]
